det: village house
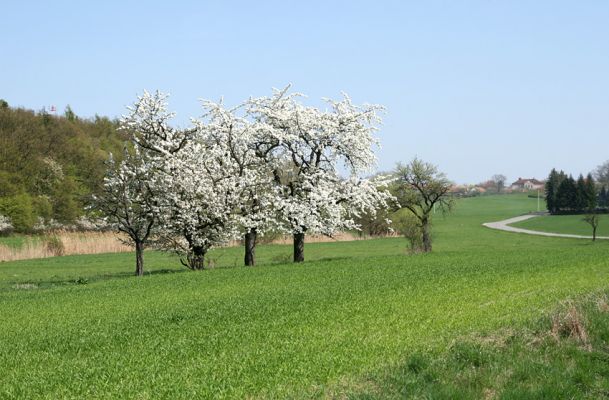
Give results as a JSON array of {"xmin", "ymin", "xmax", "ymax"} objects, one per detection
[{"xmin": 510, "ymin": 177, "xmax": 544, "ymax": 191}]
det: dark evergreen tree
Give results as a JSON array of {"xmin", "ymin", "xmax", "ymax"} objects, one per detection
[
  {"xmin": 584, "ymin": 173, "xmax": 597, "ymax": 211},
  {"xmin": 556, "ymin": 175, "xmax": 577, "ymax": 212},
  {"xmin": 575, "ymin": 174, "xmax": 587, "ymax": 212},
  {"xmin": 545, "ymin": 169, "xmax": 567, "ymax": 214},
  {"xmin": 545, "ymin": 168, "xmax": 558, "ymax": 213},
  {"xmin": 600, "ymin": 186, "xmax": 608, "ymax": 208}
]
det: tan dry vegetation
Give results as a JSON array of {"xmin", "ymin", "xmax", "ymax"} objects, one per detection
[
  {"xmin": 550, "ymin": 302, "xmax": 590, "ymax": 348},
  {"xmin": 0, "ymin": 231, "xmax": 132, "ymax": 262},
  {"xmin": 269, "ymin": 231, "xmax": 397, "ymax": 245},
  {"xmin": 0, "ymin": 230, "xmax": 398, "ymax": 262}
]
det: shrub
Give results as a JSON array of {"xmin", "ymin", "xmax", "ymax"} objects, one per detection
[
  {"xmin": 44, "ymin": 235, "xmax": 65, "ymax": 257},
  {"xmin": 394, "ymin": 212, "xmax": 424, "ymax": 253},
  {"xmin": 0, "ymin": 194, "xmax": 36, "ymax": 232},
  {"xmin": 32, "ymin": 196, "xmax": 53, "ymax": 222},
  {"xmin": 0, "ymin": 214, "xmax": 13, "ymax": 235},
  {"xmin": 52, "ymin": 176, "xmax": 83, "ymax": 224}
]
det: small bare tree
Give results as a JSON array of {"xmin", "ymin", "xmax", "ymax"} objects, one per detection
[
  {"xmin": 97, "ymin": 150, "xmax": 156, "ymax": 276},
  {"xmin": 491, "ymin": 174, "xmax": 507, "ymax": 193},
  {"xmin": 594, "ymin": 160, "xmax": 609, "ymax": 188},
  {"xmin": 583, "ymin": 214, "xmax": 600, "ymax": 241},
  {"xmin": 392, "ymin": 158, "xmax": 454, "ymax": 252}
]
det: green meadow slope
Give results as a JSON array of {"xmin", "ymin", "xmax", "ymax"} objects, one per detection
[
  {"xmin": 1, "ymin": 194, "xmax": 609, "ymax": 398},
  {"xmin": 511, "ymin": 213, "xmax": 609, "ymax": 237}
]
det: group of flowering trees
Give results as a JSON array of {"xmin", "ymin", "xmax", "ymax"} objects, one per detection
[{"xmin": 99, "ymin": 87, "xmax": 394, "ymax": 275}]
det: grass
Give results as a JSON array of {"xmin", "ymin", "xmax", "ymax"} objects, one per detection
[
  {"xmin": 339, "ymin": 292, "xmax": 609, "ymax": 399},
  {"xmin": 1, "ymin": 194, "xmax": 609, "ymax": 398},
  {"xmin": 511, "ymin": 213, "xmax": 609, "ymax": 237},
  {"xmin": 0, "ymin": 234, "xmax": 32, "ymax": 248}
]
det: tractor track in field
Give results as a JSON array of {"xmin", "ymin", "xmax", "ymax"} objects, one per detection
[{"xmin": 482, "ymin": 214, "xmax": 609, "ymax": 240}]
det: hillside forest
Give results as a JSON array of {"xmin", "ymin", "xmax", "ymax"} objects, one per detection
[{"xmin": 0, "ymin": 100, "xmax": 126, "ymax": 232}]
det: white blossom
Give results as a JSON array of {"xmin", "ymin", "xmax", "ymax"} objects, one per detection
[
  {"xmin": 118, "ymin": 87, "xmax": 393, "ymax": 267},
  {"xmin": 245, "ymin": 85, "xmax": 392, "ymax": 238},
  {"xmin": 0, "ymin": 214, "xmax": 13, "ymax": 234}
]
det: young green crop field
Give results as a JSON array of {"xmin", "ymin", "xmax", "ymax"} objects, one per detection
[
  {"xmin": 1, "ymin": 194, "xmax": 609, "ymax": 398},
  {"xmin": 511, "ymin": 213, "xmax": 609, "ymax": 237}
]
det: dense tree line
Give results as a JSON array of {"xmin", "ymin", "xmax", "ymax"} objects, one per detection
[
  {"xmin": 545, "ymin": 169, "xmax": 604, "ymax": 214},
  {"xmin": 0, "ymin": 100, "xmax": 127, "ymax": 232}
]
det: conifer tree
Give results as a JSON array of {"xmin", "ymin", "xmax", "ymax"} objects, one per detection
[
  {"xmin": 575, "ymin": 174, "xmax": 587, "ymax": 212},
  {"xmin": 545, "ymin": 169, "xmax": 558, "ymax": 214},
  {"xmin": 556, "ymin": 175, "xmax": 576, "ymax": 212},
  {"xmin": 584, "ymin": 173, "xmax": 597, "ymax": 211},
  {"xmin": 599, "ymin": 186, "xmax": 608, "ymax": 208}
]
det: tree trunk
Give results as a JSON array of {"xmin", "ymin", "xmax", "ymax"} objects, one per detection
[
  {"xmin": 293, "ymin": 232, "xmax": 305, "ymax": 263},
  {"xmin": 422, "ymin": 220, "xmax": 432, "ymax": 252},
  {"xmin": 244, "ymin": 228, "xmax": 257, "ymax": 266},
  {"xmin": 135, "ymin": 240, "xmax": 144, "ymax": 276},
  {"xmin": 593, "ymin": 226, "xmax": 597, "ymax": 242},
  {"xmin": 189, "ymin": 246, "xmax": 206, "ymax": 270}
]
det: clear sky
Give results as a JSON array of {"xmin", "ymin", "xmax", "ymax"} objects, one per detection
[{"xmin": 2, "ymin": 1, "xmax": 608, "ymax": 183}]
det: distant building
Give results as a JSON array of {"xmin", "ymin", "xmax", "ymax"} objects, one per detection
[{"xmin": 510, "ymin": 178, "xmax": 544, "ymax": 191}]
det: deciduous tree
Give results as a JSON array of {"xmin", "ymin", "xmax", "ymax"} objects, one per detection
[
  {"xmin": 121, "ymin": 91, "xmax": 235, "ymax": 270},
  {"xmin": 246, "ymin": 86, "xmax": 392, "ymax": 262},
  {"xmin": 583, "ymin": 214, "xmax": 600, "ymax": 241},
  {"xmin": 594, "ymin": 160, "xmax": 609, "ymax": 188},
  {"xmin": 193, "ymin": 98, "xmax": 278, "ymax": 267},
  {"xmin": 392, "ymin": 158, "xmax": 453, "ymax": 252},
  {"xmin": 97, "ymin": 150, "xmax": 156, "ymax": 276},
  {"xmin": 491, "ymin": 174, "xmax": 507, "ymax": 193}
]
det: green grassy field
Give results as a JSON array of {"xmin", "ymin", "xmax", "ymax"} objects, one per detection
[
  {"xmin": 511, "ymin": 213, "xmax": 609, "ymax": 237},
  {"xmin": 1, "ymin": 194, "xmax": 609, "ymax": 398}
]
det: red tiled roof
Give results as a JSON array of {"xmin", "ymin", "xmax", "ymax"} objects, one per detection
[{"xmin": 511, "ymin": 178, "xmax": 544, "ymax": 186}]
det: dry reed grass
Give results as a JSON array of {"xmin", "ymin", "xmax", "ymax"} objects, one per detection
[
  {"xmin": 226, "ymin": 231, "xmax": 398, "ymax": 247},
  {"xmin": 0, "ymin": 231, "xmax": 132, "ymax": 262},
  {"xmin": 0, "ymin": 230, "xmax": 398, "ymax": 262},
  {"xmin": 550, "ymin": 302, "xmax": 589, "ymax": 346}
]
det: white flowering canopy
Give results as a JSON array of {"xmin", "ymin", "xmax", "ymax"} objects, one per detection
[
  {"xmin": 98, "ymin": 149, "xmax": 156, "ymax": 245},
  {"xmin": 245, "ymin": 86, "xmax": 392, "ymax": 235},
  {"xmin": 192, "ymin": 99, "xmax": 281, "ymax": 237},
  {"xmin": 118, "ymin": 87, "xmax": 393, "ymax": 266},
  {"xmin": 120, "ymin": 91, "xmax": 281, "ymax": 265},
  {"xmin": 121, "ymin": 92, "xmax": 235, "ymax": 259}
]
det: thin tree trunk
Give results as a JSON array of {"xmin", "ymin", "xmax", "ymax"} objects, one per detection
[
  {"xmin": 135, "ymin": 240, "xmax": 144, "ymax": 276},
  {"xmin": 422, "ymin": 220, "xmax": 432, "ymax": 252},
  {"xmin": 293, "ymin": 232, "xmax": 305, "ymax": 263},
  {"xmin": 189, "ymin": 246, "xmax": 206, "ymax": 270},
  {"xmin": 593, "ymin": 226, "xmax": 597, "ymax": 242},
  {"xmin": 244, "ymin": 228, "xmax": 257, "ymax": 266}
]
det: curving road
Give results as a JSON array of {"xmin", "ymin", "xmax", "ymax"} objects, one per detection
[{"xmin": 482, "ymin": 214, "xmax": 609, "ymax": 240}]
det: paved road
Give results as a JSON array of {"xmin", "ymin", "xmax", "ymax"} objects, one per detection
[{"xmin": 482, "ymin": 214, "xmax": 609, "ymax": 240}]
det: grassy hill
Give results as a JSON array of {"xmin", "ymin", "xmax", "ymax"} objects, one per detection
[{"xmin": 1, "ymin": 194, "xmax": 609, "ymax": 398}]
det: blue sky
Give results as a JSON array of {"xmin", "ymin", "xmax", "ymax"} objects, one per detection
[{"xmin": 2, "ymin": 1, "xmax": 609, "ymax": 183}]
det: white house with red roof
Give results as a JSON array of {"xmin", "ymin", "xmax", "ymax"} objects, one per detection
[{"xmin": 510, "ymin": 178, "xmax": 544, "ymax": 191}]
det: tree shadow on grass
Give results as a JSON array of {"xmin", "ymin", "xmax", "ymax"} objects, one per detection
[{"xmin": 5, "ymin": 268, "xmax": 187, "ymax": 291}]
